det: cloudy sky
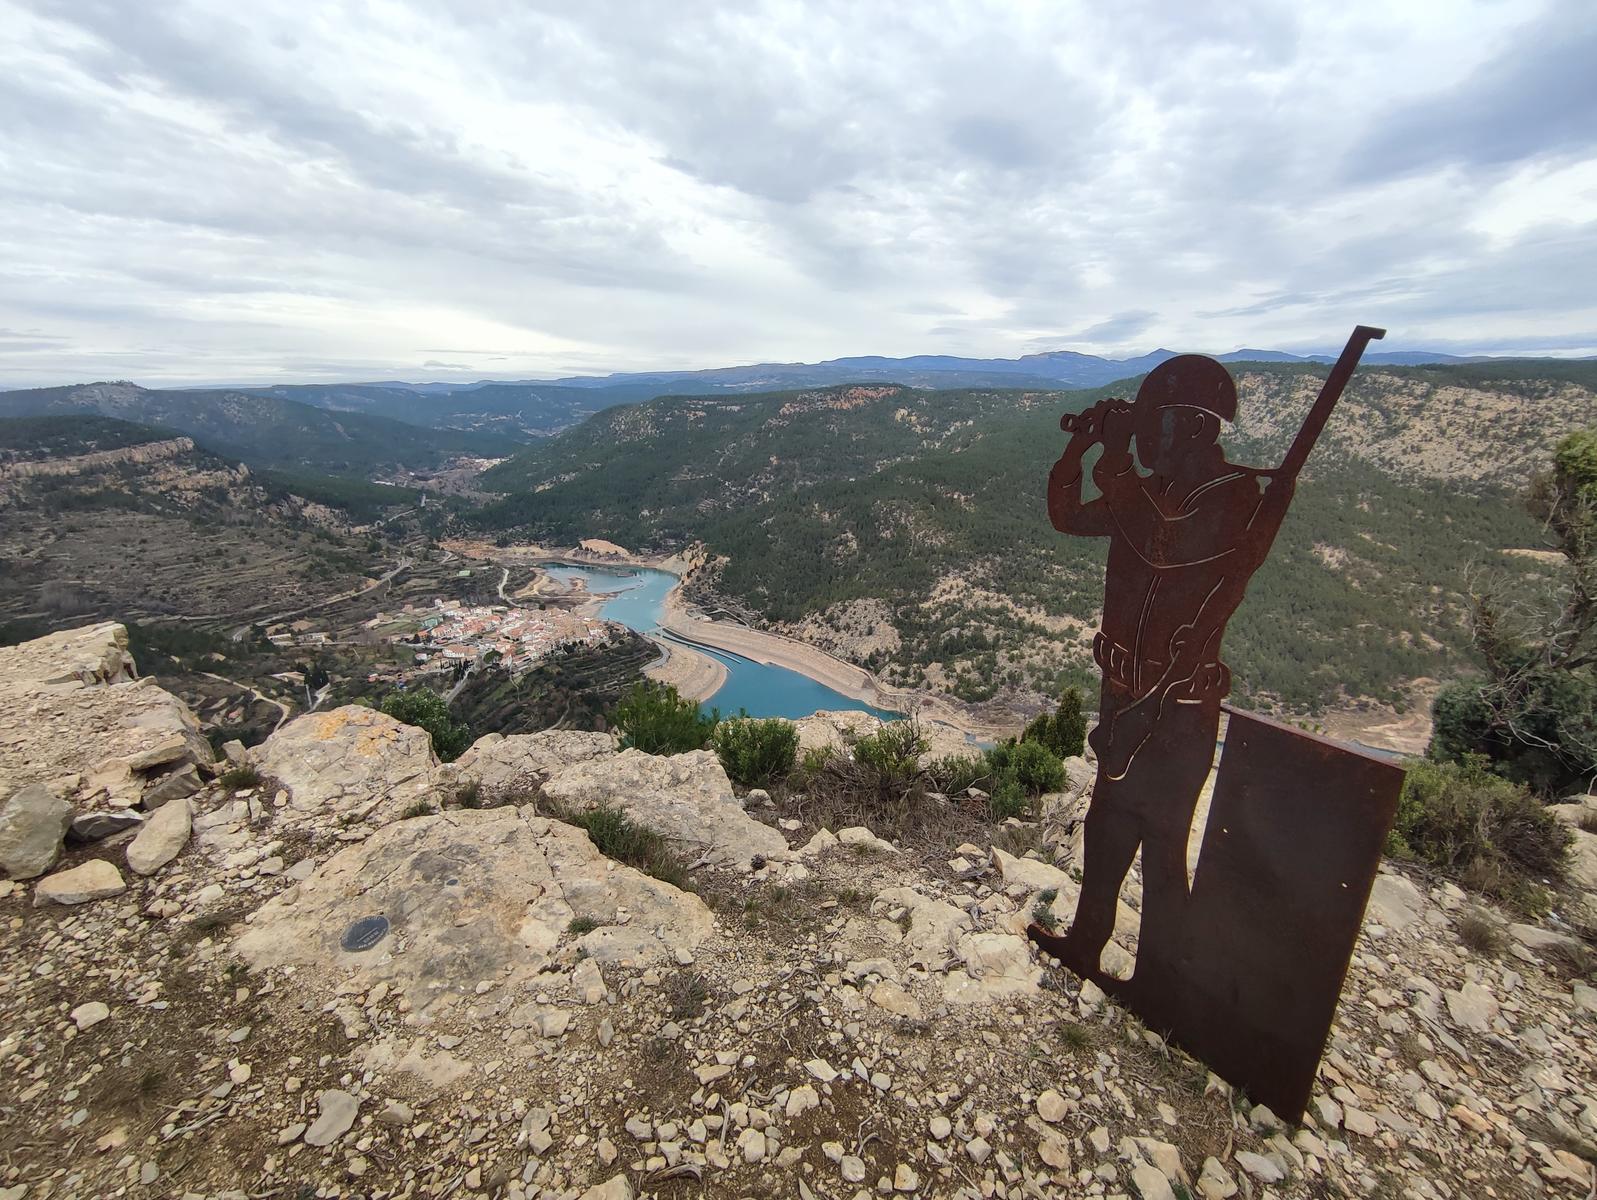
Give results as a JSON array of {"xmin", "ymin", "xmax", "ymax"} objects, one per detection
[{"xmin": 2, "ymin": 0, "xmax": 1594, "ymax": 386}]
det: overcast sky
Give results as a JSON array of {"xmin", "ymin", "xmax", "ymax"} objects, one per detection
[{"xmin": 2, "ymin": 0, "xmax": 1594, "ymax": 386}]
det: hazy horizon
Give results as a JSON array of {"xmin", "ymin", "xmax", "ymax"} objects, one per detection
[{"xmin": 5, "ymin": 340, "xmax": 1595, "ymax": 394}]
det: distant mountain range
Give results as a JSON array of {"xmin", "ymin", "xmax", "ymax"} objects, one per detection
[
  {"xmin": 331, "ymin": 346, "xmax": 1493, "ymax": 399},
  {"xmin": 7, "ymin": 348, "xmax": 1588, "ymax": 451},
  {"xmin": 503, "ymin": 347, "xmax": 1489, "ymax": 393},
  {"xmin": 211, "ymin": 347, "xmax": 1565, "ymax": 439}
]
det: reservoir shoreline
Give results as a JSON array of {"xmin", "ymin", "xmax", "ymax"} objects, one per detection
[
  {"xmin": 640, "ymin": 630, "xmax": 727, "ymax": 703},
  {"xmin": 444, "ymin": 538, "xmax": 1005, "ymax": 739}
]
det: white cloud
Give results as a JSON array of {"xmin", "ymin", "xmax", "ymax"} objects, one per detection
[{"xmin": 0, "ymin": 0, "xmax": 1592, "ymax": 385}]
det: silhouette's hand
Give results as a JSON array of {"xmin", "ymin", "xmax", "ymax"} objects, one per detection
[{"xmin": 1098, "ymin": 400, "xmax": 1133, "ymax": 451}]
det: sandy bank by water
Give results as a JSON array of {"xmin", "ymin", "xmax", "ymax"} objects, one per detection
[
  {"xmin": 659, "ymin": 588, "xmax": 1012, "ymax": 743},
  {"xmin": 642, "ymin": 634, "xmax": 728, "ymax": 703}
]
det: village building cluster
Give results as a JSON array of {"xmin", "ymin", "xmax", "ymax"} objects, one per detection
[{"xmin": 394, "ymin": 599, "xmax": 612, "ymax": 671}]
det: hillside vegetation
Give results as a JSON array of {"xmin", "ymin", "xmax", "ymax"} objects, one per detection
[
  {"xmin": 473, "ymin": 364, "xmax": 1595, "ymax": 713},
  {"xmin": 0, "ymin": 381, "xmax": 501, "ymax": 476},
  {"xmin": 0, "ymin": 419, "xmax": 375, "ymax": 639},
  {"xmin": 253, "ymin": 380, "xmax": 682, "ymax": 440},
  {"xmin": 0, "ymin": 414, "xmax": 186, "ymax": 461},
  {"xmin": 246, "ymin": 347, "xmax": 1496, "ymax": 438}
]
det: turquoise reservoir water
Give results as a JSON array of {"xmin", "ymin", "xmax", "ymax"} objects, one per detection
[{"xmin": 541, "ymin": 563, "xmax": 898, "ymax": 721}]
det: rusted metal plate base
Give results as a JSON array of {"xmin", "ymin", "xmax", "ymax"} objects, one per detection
[{"xmin": 1030, "ymin": 707, "xmax": 1403, "ymax": 1119}]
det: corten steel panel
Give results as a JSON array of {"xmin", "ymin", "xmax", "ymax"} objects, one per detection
[{"xmin": 1125, "ymin": 706, "xmax": 1404, "ymax": 1119}]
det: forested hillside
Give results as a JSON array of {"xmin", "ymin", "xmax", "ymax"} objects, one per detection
[
  {"xmin": 1226, "ymin": 361, "xmax": 1597, "ymax": 490},
  {"xmin": 255, "ymin": 380, "xmax": 692, "ymax": 440},
  {"xmin": 0, "ymin": 414, "xmax": 184, "ymax": 461},
  {"xmin": 473, "ymin": 364, "xmax": 1592, "ymax": 713},
  {"xmin": 0, "ymin": 382, "xmax": 500, "ymax": 476}
]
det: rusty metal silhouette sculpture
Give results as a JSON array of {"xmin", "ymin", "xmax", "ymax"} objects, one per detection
[{"xmin": 1027, "ymin": 326, "xmax": 1407, "ymax": 1119}]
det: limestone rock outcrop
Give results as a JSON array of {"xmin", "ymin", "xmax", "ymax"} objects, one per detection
[
  {"xmin": 450, "ymin": 730, "xmax": 617, "ymax": 794},
  {"xmin": 0, "ymin": 784, "xmax": 74, "ymax": 879},
  {"xmin": 4, "ymin": 614, "xmax": 1597, "ymax": 1200},
  {"xmin": 254, "ymin": 706, "xmax": 440, "ymax": 821},
  {"xmin": 874, "ymin": 886, "xmax": 973, "ymax": 971},
  {"xmin": 1568, "ymin": 829, "xmax": 1597, "ymax": 892},
  {"xmin": 541, "ymin": 749, "xmax": 788, "ymax": 870},
  {"xmin": 945, "ymin": 930, "xmax": 1044, "ymax": 1004},
  {"xmin": 792, "ymin": 710, "xmax": 886, "ymax": 756},
  {"xmin": 791, "ymin": 710, "xmax": 974, "ymax": 768},
  {"xmin": 1, "ymin": 621, "xmax": 136, "ymax": 688},
  {"xmin": 1366, "ymin": 872, "xmax": 1425, "ymax": 931},
  {"xmin": 0, "ymin": 436, "xmax": 195, "ymax": 482},
  {"xmin": 0, "ymin": 622, "xmax": 214, "ymax": 811},
  {"xmin": 235, "ymin": 807, "xmax": 713, "ymax": 1011},
  {"xmin": 69, "ymin": 810, "xmax": 143, "ymax": 843}
]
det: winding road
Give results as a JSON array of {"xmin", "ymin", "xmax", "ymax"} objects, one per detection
[{"xmin": 198, "ymin": 671, "xmax": 293, "ymax": 733}]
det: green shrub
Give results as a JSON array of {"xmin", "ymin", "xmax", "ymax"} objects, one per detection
[
  {"xmin": 926, "ymin": 753, "xmax": 989, "ymax": 795},
  {"xmin": 1022, "ymin": 687, "xmax": 1087, "ymax": 759},
  {"xmin": 1388, "ymin": 757, "xmax": 1571, "ymax": 907},
  {"xmin": 797, "ymin": 745, "xmax": 839, "ymax": 777},
  {"xmin": 1054, "ymin": 688, "xmax": 1088, "ymax": 758},
  {"xmin": 1009, "ymin": 740, "xmax": 1068, "ymax": 796},
  {"xmin": 988, "ymin": 775, "xmax": 1029, "ymax": 821},
  {"xmin": 1430, "ymin": 675, "xmax": 1597, "ymax": 796},
  {"xmin": 611, "ymin": 681, "xmax": 717, "ymax": 755},
  {"xmin": 562, "ymin": 802, "xmax": 690, "ymax": 889},
  {"xmin": 983, "ymin": 740, "xmax": 1015, "ymax": 777},
  {"xmin": 958, "ymin": 739, "xmax": 1066, "ymax": 820},
  {"xmin": 1428, "ymin": 681, "xmax": 1496, "ymax": 766},
  {"xmin": 380, "ymin": 688, "xmax": 472, "ymax": 761},
  {"xmin": 1428, "ymin": 427, "xmax": 1597, "ymax": 796},
  {"xmin": 793, "ymin": 723, "xmax": 931, "ymax": 841},
  {"xmin": 219, "ymin": 765, "xmax": 262, "ymax": 790},
  {"xmin": 850, "ymin": 722, "xmax": 928, "ymax": 784},
  {"xmin": 1032, "ymin": 886, "xmax": 1060, "ymax": 931},
  {"xmin": 712, "ymin": 717, "xmax": 799, "ymax": 787}
]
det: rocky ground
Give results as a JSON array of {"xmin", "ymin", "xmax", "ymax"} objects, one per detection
[{"xmin": 2, "ymin": 625, "xmax": 1596, "ymax": 1200}]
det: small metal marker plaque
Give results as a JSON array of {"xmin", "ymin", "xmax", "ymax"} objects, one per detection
[{"xmin": 341, "ymin": 914, "xmax": 391, "ymax": 952}]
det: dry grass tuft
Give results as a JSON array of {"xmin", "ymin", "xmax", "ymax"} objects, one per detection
[
  {"xmin": 664, "ymin": 970, "xmax": 712, "ymax": 1021},
  {"xmin": 1457, "ymin": 910, "xmax": 1506, "ymax": 957}
]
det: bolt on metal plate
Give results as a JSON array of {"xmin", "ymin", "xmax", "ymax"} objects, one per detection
[{"xmin": 341, "ymin": 914, "xmax": 390, "ymax": 952}]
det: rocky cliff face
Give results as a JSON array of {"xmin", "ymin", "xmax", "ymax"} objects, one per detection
[
  {"xmin": 0, "ymin": 623, "xmax": 214, "ymax": 820},
  {"xmin": 0, "ymin": 622, "xmax": 1595, "ymax": 1199},
  {"xmin": 0, "ymin": 436, "xmax": 196, "ymax": 480}
]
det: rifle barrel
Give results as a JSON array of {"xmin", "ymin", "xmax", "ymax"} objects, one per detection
[{"xmin": 1278, "ymin": 325, "xmax": 1385, "ymax": 478}]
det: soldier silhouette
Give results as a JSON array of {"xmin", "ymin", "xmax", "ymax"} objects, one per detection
[{"xmin": 1029, "ymin": 328, "xmax": 1385, "ymax": 992}]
